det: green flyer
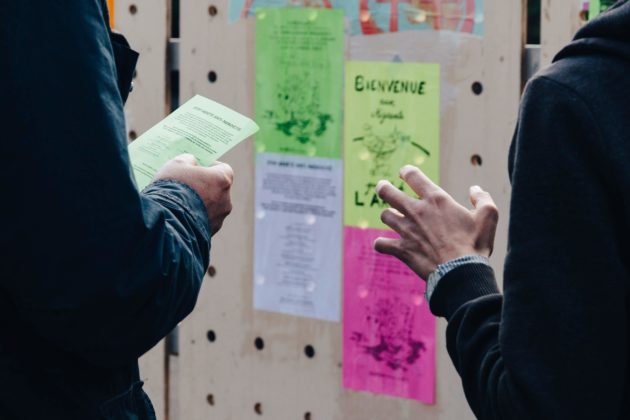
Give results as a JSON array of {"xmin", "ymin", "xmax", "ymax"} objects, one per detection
[
  {"xmin": 589, "ymin": 0, "xmax": 616, "ymax": 19},
  {"xmin": 128, "ymin": 95, "xmax": 259, "ymax": 190},
  {"xmin": 344, "ymin": 61, "xmax": 440, "ymax": 229},
  {"xmin": 255, "ymin": 8, "xmax": 344, "ymax": 158}
]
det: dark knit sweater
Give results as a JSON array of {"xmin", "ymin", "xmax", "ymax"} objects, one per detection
[{"xmin": 429, "ymin": 2, "xmax": 630, "ymax": 419}]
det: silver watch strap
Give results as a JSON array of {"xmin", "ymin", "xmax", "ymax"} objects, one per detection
[{"xmin": 425, "ymin": 255, "xmax": 491, "ymax": 303}]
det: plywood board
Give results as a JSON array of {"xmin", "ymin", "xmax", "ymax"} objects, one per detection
[
  {"xmin": 540, "ymin": 0, "xmax": 584, "ymax": 66},
  {"xmin": 175, "ymin": 0, "xmax": 523, "ymax": 418}
]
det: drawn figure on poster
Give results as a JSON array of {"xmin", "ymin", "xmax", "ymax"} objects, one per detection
[
  {"xmin": 263, "ymin": 74, "xmax": 333, "ymax": 146},
  {"xmin": 353, "ymin": 124, "xmax": 430, "ymax": 177},
  {"xmin": 351, "ymin": 297, "xmax": 426, "ymax": 372}
]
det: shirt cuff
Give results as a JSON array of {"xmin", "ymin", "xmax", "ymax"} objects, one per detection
[
  {"xmin": 142, "ymin": 179, "xmax": 212, "ymax": 242},
  {"xmin": 429, "ymin": 262, "xmax": 500, "ymax": 319},
  {"xmin": 425, "ymin": 255, "xmax": 490, "ymax": 303}
]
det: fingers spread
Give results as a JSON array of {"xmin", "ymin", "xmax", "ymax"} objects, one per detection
[
  {"xmin": 469, "ymin": 185, "xmax": 499, "ymax": 222},
  {"xmin": 469, "ymin": 185, "xmax": 485, "ymax": 207},
  {"xmin": 380, "ymin": 208, "xmax": 407, "ymax": 234},
  {"xmin": 376, "ymin": 180, "xmax": 414, "ymax": 214},
  {"xmin": 373, "ymin": 237, "xmax": 403, "ymax": 258},
  {"xmin": 399, "ymin": 165, "xmax": 440, "ymax": 198}
]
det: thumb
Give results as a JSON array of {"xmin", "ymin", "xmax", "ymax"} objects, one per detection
[{"xmin": 469, "ymin": 185, "xmax": 499, "ymax": 221}]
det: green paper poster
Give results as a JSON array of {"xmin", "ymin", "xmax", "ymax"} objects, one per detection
[
  {"xmin": 590, "ymin": 0, "xmax": 601, "ymax": 18},
  {"xmin": 255, "ymin": 8, "xmax": 344, "ymax": 158},
  {"xmin": 344, "ymin": 61, "xmax": 440, "ymax": 229},
  {"xmin": 589, "ymin": 0, "xmax": 615, "ymax": 19}
]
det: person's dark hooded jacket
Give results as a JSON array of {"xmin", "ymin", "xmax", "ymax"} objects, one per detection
[
  {"xmin": 0, "ymin": 1, "xmax": 211, "ymax": 418},
  {"xmin": 428, "ymin": 1, "xmax": 630, "ymax": 419}
]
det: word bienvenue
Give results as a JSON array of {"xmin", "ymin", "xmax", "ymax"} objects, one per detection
[{"xmin": 354, "ymin": 76, "xmax": 426, "ymax": 95}]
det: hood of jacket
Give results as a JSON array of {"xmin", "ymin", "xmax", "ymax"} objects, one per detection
[{"xmin": 555, "ymin": 0, "xmax": 630, "ymax": 63}]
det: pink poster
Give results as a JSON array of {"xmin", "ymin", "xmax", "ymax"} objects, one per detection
[{"xmin": 343, "ymin": 226, "xmax": 436, "ymax": 404}]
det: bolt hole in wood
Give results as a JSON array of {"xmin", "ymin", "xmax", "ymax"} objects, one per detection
[
  {"xmin": 471, "ymin": 154, "xmax": 483, "ymax": 166},
  {"xmin": 128, "ymin": 130, "xmax": 137, "ymax": 141},
  {"xmin": 208, "ymin": 5, "xmax": 218, "ymax": 16},
  {"xmin": 254, "ymin": 402, "xmax": 263, "ymax": 415},
  {"xmin": 207, "ymin": 265, "xmax": 216, "ymax": 277},
  {"xmin": 304, "ymin": 345, "xmax": 315, "ymax": 358},
  {"xmin": 254, "ymin": 337, "xmax": 265, "ymax": 350},
  {"xmin": 206, "ymin": 330, "xmax": 216, "ymax": 343},
  {"xmin": 129, "ymin": 4, "xmax": 137, "ymax": 14},
  {"xmin": 208, "ymin": 71, "xmax": 218, "ymax": 83},
  {"xmin": 471, "ymin": 81, "xmax": 483, "ymax": 95},
  {"xmin": 206, "ymin": 394, "xmax": 214, "ymax": 406}
]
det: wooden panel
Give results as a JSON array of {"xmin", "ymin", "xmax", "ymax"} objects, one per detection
[
  {"xmin": 114, "ymin": 1, "xmax": 169, "ymax": 418},
  {"xmin": 115, "ymin": 0, "xmax": 170, "ymax": 140},
  {"xmin": 175, "ymin": 1, "xmax": 523, "ymax": 419},
  {"xmin": 540, "ymin": 0, "xmax": 584, "ymax": 66}
]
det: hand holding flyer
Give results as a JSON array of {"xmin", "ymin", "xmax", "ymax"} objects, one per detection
[{"xmin": 128, "ymin": 95, "xmax": 259, "ymax": 190}]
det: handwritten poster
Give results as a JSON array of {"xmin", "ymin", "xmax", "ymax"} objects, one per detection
[
  {"xmin": 344, "ymin": 61, "xmax": 440, "ymax": 229},
  {"xmin": 342, "ymin": 61, "xmax": 439, "ymax": 402},
  {"xmin": 254, "ymin": 153, "xmax": 342, "ymax": 321},
  {"xmin": 231, "ymin": 0, "xmax": 484, "ymax": 36},
  {"xmin": 255, "ymin": 8, "xmax": 344, "ymax": 158},
  {"xmin": 343, "ymin": 227, "xmax": 436, "ymax": 403}
]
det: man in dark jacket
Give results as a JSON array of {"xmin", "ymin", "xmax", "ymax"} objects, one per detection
[
  {"xmin": 0, "ymin": 1, "xmax": 232, "ymax": 418},
  {"xmin": 375, "ymin": 1, "xmax": 630, "ymax": 419}
]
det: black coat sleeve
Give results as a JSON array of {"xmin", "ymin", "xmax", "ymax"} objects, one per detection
[
  {"xmin": 0, "ymin": 0, "xmax": 211, "ymax": 367},
  {"xmin": 429, "ymin": 76, "xmax": 627, "ymax": 419}
]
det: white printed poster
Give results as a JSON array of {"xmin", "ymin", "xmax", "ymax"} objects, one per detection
[{"xmin": 254, "ymin": 153, "xmax": 342, "ymax": 321}]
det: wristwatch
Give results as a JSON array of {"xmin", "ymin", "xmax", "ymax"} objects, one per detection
[{"xmin": 424, "ymin": 255, "xmax": 491, "ymax": 303}]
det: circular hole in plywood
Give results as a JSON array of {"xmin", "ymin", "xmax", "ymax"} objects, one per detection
[
  {"xmin": 206, "ymin": 394, "xmax": 215, "ymax": 406},
  {"xmin": 470, "ymin": 154, "xmax": 483, "ymax": 167},
  {"xmin": 208, "ymin": 5, "xmax": 218, "ymax": 16},
  {"xmin": 207, "ymin": 265, "xmax": 216, "ymax": 277},
  {"xmin": 254, "ymin": 337, "xmax": 265, "ymax": 351},
  {"xmin": 208, "ymin": 71, "xmax": 218, "ymax": 83},
  {"xmin": 129, "ymin": 4, "xmax": 138, "ymax": 15},
  {"xmin": 254, "ymin": 402, "xmax": 263, "ymax": 415},
  {"xmin": 206, "ymin": 330, "xmax": 216, "ymax": 343},
  {"xmin": 304, "ymin": 345, "xmax": 316, "ymax": 358},
  {"xmin": 472, "ymin": 81, "xmax": 483, "ymax": 95},
  {"xmin": 304, "ymin": 412, "xmax": 312, "ymax": 420},
  {"xmin": 128, "ymin": 130, "xmax": 137, "ymax": 141}
]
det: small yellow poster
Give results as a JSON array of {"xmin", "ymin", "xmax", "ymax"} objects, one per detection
[{"xmin": 343, "ymin": 61, "xmax": 440, "ymax": 229}]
